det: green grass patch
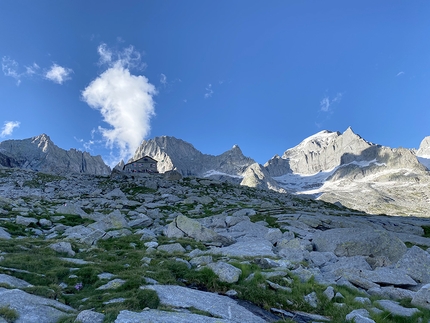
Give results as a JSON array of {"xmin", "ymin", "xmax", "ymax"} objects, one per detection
[
  {"xmin": 54, "ymin": 213, "xmax": 95, "ymax": 226},
  {"xmin": 249, "ymin": 213, "xmax": 280, "ymax": 229},
  {"xmin": 422, "ymin": 225, "xmax": 430, "ymax": 238},
  {"xmin": 0, "ymin": 305, "xmax": 19, "ymax": 323}
]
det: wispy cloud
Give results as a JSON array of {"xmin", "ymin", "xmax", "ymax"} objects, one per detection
[
  {"xmin": 396, "ymin": 71, "xmax": 404, "ymax": 77},
  {"xmin": 204, "ymin": 83, "xmax": 213, "ymax": 98},
  {"xmin": 82, "ymin": 43, "xmax": 157, "ymax": 164},
  {"xmin": 160, "ymin": 73, "xmax": 167, "ymax": 86},
  {"xmin": 1, "ymin": 57, "xmax": 38, "ymax": 85},
  {"xmin": 320, "ymin": 93, "xmax": 342, "ymax": 112},
  {"xmin": 2, "ymin": 56, "xmax": 72, "ymax": 85},
  {"xmin": 45, "ymin": 63, "xmax": 73, "ymax": 84},
  {"xmin": 0, "ymin": 121, "xmax": 20, "ymax": 137}
]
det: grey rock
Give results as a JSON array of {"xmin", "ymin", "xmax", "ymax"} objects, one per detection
[
  {"xmin": 376, "ymin": 299, "xmax": 420, "ymax": 317},
  {"xmin": 157, "ymin": 243, "xmax": 186, "ymax": 254},
  {"xmin": 313, "ymin": 228, "xmax": 407, "ymax": 262},
  {"xmin": 231, "ymin": 209, "xmax": 256, "ymax": 217},
  {"xmin": 190, "ymin": 255, "xmax": 213, "ymax": 267},
  {"xmin": 270, "ymin": 308, "xmax": 331, "ymax": 322},
  {"xmin": 304, "ymin": 291, "xmax": 318, "ymax": 308},
  {"xmin": 210, "ymin": 239, "xmax": 276, "ymax": 258},
  {"xmin": 346, "ymin": 309, "xmax": 375, "ymax": 323},
  {"xmin": 96, "ymin": 279, "xmax": 126, "ymax": 290},
  {"xmin": 265, "ymin": 228, "xmax": 283, "ymax": 244},
  {"xmin": 267, "ymin": 280, "xmax": 292, "ymax": 292},
  {"xmin": 88, "ymin": 210, "xmax": 129, "ymax": 231},
  {"xmin": 354, "ymin": 297, "xmax": 371, "ymax": 305},
  {"xmin": 75, "ymin": 309, "xmax": 104, "ymax": 323},
  {"xmin": 49, "ymin": 241, "xmax": 75, "ymax": 256},
  {"xmin": 165, "ymin": 215, "xmax": 234, "ymax": 246},
  {"xmin": 309, "ymin": 251, "xmax": 337, "ymax": 267},
  {"xmin": 323, "ymin": 286, "xmax": 335, "ymax": 301},
  {"xmin": 367, "ymin": 286, "xmax": 416, "ymax": 301},
  {"xmin": 104, "ymin": 188, "xmax": 126, "ymax": 199},
  {"xmin": 359, "ymin": 267, "xmax": 417, "ymax": 287},
  {"xmin": 56, "ymin": 204, "xmax": 88, "ymax": 217},
  {"xmin": 60, "ymin": 258, "xmax": 93, "ymax": 265},
  {"xmin": 0, "ymin": 274, "xmax": 32, "ymax": 288},
  {"xmin": 411, "ymin": 283, "xmax": 430, "ymax": 309},
  {"xmin": 240, "ymin": 163, "xmax": 285, "ymax": 192},
  {"xmin": 143, "ymin": 285, "xmax": 265, "ymax": 323},
  {"xmin": 0, "ymin": 227, "xmax": 11, "ymax": 239},
  {"xmin": 38, "ymin": 218, "xmax": 52, "ymax": 227},
  {"xmin": 207, "ymin": 262, "xmax": 242, "ymax": 283},
  {"xmin": 115, "ymin": 309, "xmax": 233, "ymax": 323},
  {"xmin": 97, "ymin": 273, "xmax": 116, "ymax": 280},
  {"xmin": 396, "ymin": 246, "xmax": 430, "ymax": 283},
  {"xmin": 0, "ymin": 288, "xmax": 75, "ymax": 323},
  {"xmin": 128, "ymin": 214, "xmax": 153, "ymax": 228},
  {"xmin": 15, "ymin": 215, "xmax": 38, "ymax": 226}
]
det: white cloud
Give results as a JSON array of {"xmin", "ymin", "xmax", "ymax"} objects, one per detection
[
  {"xmin": 25, "ymin": 63, "xmax": 40, "ymax": 76},
  {"xmin": 320, "ymin": 93, "xmax": 342, "ymax": 112},
  {"xmin": 2, "ymin": 57, "xmax": 21, "ymax": 85},
  {"xmin": 204, "ymin": 83, "xmax": 213, "ymax": 98},
  {"xmin": 396, "ymin": 71, "xmax": 405, "ymax": 77},
  {"xmin": 1, "ymin": 121, "xmax": 20, "ymax": 137},
  {"xmin": 97, "ymin": 43, "xmax": 145, "ymax": 70},
  {"xmin": 160, "ymin": 73, "xmax": 167, "ymax": 86},
  {"xmin": 82, "ymin": 44, "xmax": 157, "ymax": 163},
  {"xmin": 45, "ymin": 64, "xmax": 73, "ymax": 84}
]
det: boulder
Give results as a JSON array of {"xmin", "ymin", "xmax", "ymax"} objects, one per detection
[
  {"xmin": 165, "ymin": 215, "xmax": 234, "ymax": 246},
  {"xmin": 411, "ymin": 283, "xmax": 430, "ymax": 309},
  {"xmin": 49, "ymin": 241, "xmax": 75, "ymax": 257},
  {"xmin": 395, "ymin": 246, "xmax": 430, "ymax": 283},
  {"xmin": 157, "ymin": 243, "xmax": 186, "ymax": 254},
  {"xmin": 15, "ymin": 215, "xmax": 38, "ymax": 227},
  {"xmin": 115, "ymin": 309, "xmax": 233, "ymax": 323},
  {"xmin": 375, "ymin": 300, "xmax": 420, "ymax": 317},
  {"xmin": 0, "ymin": 227, "xmax": 11, "ymax": 239},
  {"xmin": 143, "ymin": 285, "xmax": 265, "ymax": 323},
  {"xmin": 0, "ymin": 274, "xmax": 32, "ymax": 288},
  {"xmin": 55, "ymin": 204, "xmax": 88, "ymax": 217},
  {"xmin": 345, "ymin": 309, "xmax": 375, "ymax": 323},
  {"xmin": 75, "ymin": 310, "xmax": 104, "ymax": 323},
  {"xmin": 312, "ymin": 228, "xmax": 407, "ymax": 262},
  {"xmin": 0, "ymin": 288, "xmax": 75, "ymax": 323},
  {"xmin": 206, "ymin": 262, "xmax": 242, "ymax": 283}
]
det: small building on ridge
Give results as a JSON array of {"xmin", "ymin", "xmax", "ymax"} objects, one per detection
[{"xmin": 123, "ymin": 156, "xmax": 158, "ymax": 174}]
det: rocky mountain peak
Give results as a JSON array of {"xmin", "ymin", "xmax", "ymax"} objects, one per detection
[
  {"xmin": 417, "ymin": 136, "xmax": 430, "ymax": 157},
  {"xmin": 0, "ymin": 134, "xmax": 110, "ymax": 175},
  {"xmin": 132, "ymin": 136, "xmax": 255, "ymax": 178},
  {"xmin": 280, "ymin": 128, "xmax": 372, "ymax": 174}
]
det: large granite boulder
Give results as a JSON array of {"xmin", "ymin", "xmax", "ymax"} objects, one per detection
[
  {"xmin": 0, "ymin": 288, "xmax": 76, "ymax": 323},
  {"xmin": 395, "ymin": 246, "xmax": 430, "ymax": 283},
  {"xmin": 143, "ymin": 285, "xmax": 265, "ymax": 323},
  {"xmin": 411, "ymin": 283, "xmax": 430, "ymax": 310},
  {"xmin": 164, "ymin": 215, "xmax": 234, "ymax": 246},
  {"xmin": 312, "ymin": 228, "xmax": 407, "ymax": 262}
]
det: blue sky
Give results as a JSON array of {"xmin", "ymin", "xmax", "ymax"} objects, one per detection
[{"xmin": 1, "ymin": 1, "xmax": 429, "ymax": 166}]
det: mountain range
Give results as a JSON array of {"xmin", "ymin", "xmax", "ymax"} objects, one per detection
[{"xmin": 1, "ymin": 128, "xmax": 429, "ymax": 217}]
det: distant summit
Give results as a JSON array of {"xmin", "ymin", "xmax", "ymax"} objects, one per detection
[
  {"xmin": 0, "ymin": 134, "xmax": 110, "ymax": 175},
  {"xmin": 132, "ymin": 136, "xmax": 255, "ymax": 180}
]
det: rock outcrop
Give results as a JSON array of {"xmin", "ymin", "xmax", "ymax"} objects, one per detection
[{"xmin": 0, "ymin": 134, "xmax": 110, "ymax": 175}]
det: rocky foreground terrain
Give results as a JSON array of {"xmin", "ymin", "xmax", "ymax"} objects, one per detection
[{"xmin": 0, "ymin": 167, "xmax": 429, "ymax": 322}]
